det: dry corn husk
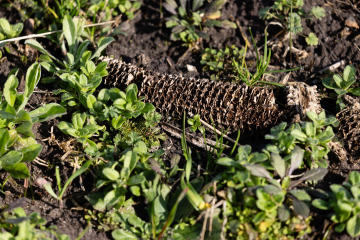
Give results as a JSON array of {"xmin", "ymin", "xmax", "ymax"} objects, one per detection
[{"xmin": 100, "ymin": 57, "xmax": 322, "ymax": 133}]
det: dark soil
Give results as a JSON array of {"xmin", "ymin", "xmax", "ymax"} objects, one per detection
[{"xmin": 1, "ymin": 0, "xmax": 360, "ymax": 239}]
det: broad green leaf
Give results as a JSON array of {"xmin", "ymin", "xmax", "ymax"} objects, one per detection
[
  {"xmin": 217, "ymin": 157, "xmax": 239, "ymax": 167},
  {"xmin": 334, "ymin": 200, "xmax": 352, "ymax": 223},
  {"xmin": 24, "ymin": 63, "xmax": 41, "ymax": 99},
  {"xmin": 85, "ymin": 192, "xmax": 106, "ymax": 211},
  {"xmin": 126, "ymin": 89, "xmax": 137, "ymax": 103},
  {"xmin": 305, "ymin": 122, "xmax": 315, "ymax": 137},
  {"xmin": 349, "ymin": 171, "xmax": 360, "ymax": 186},
  {"xmin": 245, "ymin": 164, "xmax": 272, "ymax": 180},
  {"xmin": 25, "ymin": 40, "xmax": 58, "ymax": 62},
  {"xmin": 270, "ymin": 153, "xmax": 285, "ymax": 178},
  {"xmin": 192, "ymin": 0, "xmax": 204, "ymax": 11},
  {"xmin": 15, "ymin": 122, "xmax": 34, "ymax": 138},
  {"xmin": 5, "ymin": 162, "xmax": 29, "ymax": 179},
  {"xmin": 0, "ymin": 150, "xmax": 23, "ymax": 166},
  {"xmin": 11, "ymin": 23, "xmax": 23, "ymax": 37},
  {"xmin": 141, "ymin": 103, "xmax": 156, "ymax": 113},
  {"xmin": 0, "ymin": 18, "xmax": 11, "ymax": 36},
  {"xmin": 289, "ymin": 146, "xmax": 304, "ymax": 176},
  {"xmin": 335, "ymin": 223, "xmax": 346, "ymax": 232},
  {"xmin": 278, "ymin": 204, "xmax": 290, "ymax": 221},
  {"xmin": 129, "ymin": 186, "xmax": 141, "ymax": 196},
  {"xmin": 30, "ymin": 103, "xmax": 67, "ymax": 123},
  {"xmin": 312, "ymin": 198, "xmax": 330, "ymax": 210},
  {"xmin": 91, "ymin": 37, "xmax": 115, "ymax": 60},
  {"xmin": 72, "ymin": 113, "xmax": 86, "ymax": 130},
  {"xmin": 322, "ymin": 77, "xmax": 337, "ymax": 89},
  {"xmin": 75, "ymin": 40, "xmax": 90, "ymax": 64},
  {"xmin": 57, "ymin": 121, "xmax": 77, "ymax": 137},
  {"xmin": 163, "ymin": 0, "xmax": 178, "ymax": 15},
  {"xmin": 63, "ymin": 16, "xmax": 76, "ymax": 54},
  {"xmin": 343, "ymin": 78, "xmax": 356, "ymax": 90},
  {"xmin": 111, "ymin": 116, "xmax": 126, "ymax": 130},
  {"xmin": 127, "ymin": 174, "xmax": 146, "ymax": 185},
  {"xmin": 4, "ymin": 75, "xmax": 18, "ymax": 107},
  {"xmin": 104, "ymin": 188, "xmax": 123, "ymax": 207},
  {"xmin": 347, "ymin": 215, "xmax": 360, "ymax": 237},
  {"xmin": 296, "ymin": 168, "xmax": 328, "ymax": 183},
  {"xmin": 293, "ymin": 198, "xmax": 310, "ymax": 218},
  {"xmin": 334, "ymin": 88, "xmax": 347, "ymax": 96},
  {"xmin": 290, "ymin": 129, "xmax": 307, "ymax": 142},
  {"xmin": 112, "ymin": 229, "xmax": 137, "ymax": 240},
  {"xmin": 351, "ymin": 87, "xmax": 360, "ymax": 96},
  {"xmin": 259, "ymin": 7, "xmax": 270, "ymax": 19},
  {"xmin": 20, "ymin": 144, "xmax": 42, "ymax": 162},
  {"xmin": 133, "ymin": 141, "xmax": 147, "ymax": 154},
  {"xmin": 103, "ymin": 168, "xmax": 120, "ymax": 181},
  {"xmin": 0, "ymin": 128, "xmax": 10, "ymax": 156},
  {"xmin": 333, "ymin": 74, "xmax": 344, "ymax": 89},
  {"xmin": 263, "ymin": 184, "xmax": 282, "ymax": 195},
  {"xmin": 343, "ymin": 65, "xmax": 356, "ymax": 82}
]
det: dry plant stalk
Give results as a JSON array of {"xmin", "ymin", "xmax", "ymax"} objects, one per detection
[{"xmin": 100, "ymin": 57, "xmax": 322, "ymax": 134}]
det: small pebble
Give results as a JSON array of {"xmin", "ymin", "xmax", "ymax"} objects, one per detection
[
  {"xmin": 186, "ymin": 64, "xmax": 197, "ymax": 72},
  {"xmin": 345, "ymin": 16, "xmax": 359, "ymax": 29}
]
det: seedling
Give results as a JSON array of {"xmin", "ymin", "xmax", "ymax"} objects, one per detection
[
  {"xmin": 322, "ymin": 65, "xmax": 360, "ymax": 111},
  {"xmin": 0, "ymin": 18, "xmax": 23, "ymax": 41},
  {"xmin": 265, "ymin": 111, "xmax": 336, "ymax": 168},
  {"xmin": 312, "ymin": 171, "xmax": 360, "ymax": 237},
  {"xmin": 0, "ymin": 64, "xmax": 66, "ymax": 179},
  {"xmin": 0, "ymin": 199, "xmax": 71, "ymax": 239},
  {"xmin": 164, "ymin": 0, "xmax": 236, "ymax": 47},
  {"xmin": 259, "ymin": 0, "xmax": 325, "ymax": 46},
  {"xmin": 57, "ymin": 112, "xmax": 105, "ymax": 153},
  {"xmin": 234, "ymin": 28, "xmax": 300, "ymax": 87},
  {"xmin": 187, "ymin": 114, "xmax": 204, "ymax": 133},
  {"xmin": 35, "ymin": 159, "xmax": 93, "ymax": 208},
  {"xmin": 25, "ymin": 15, "xmax": 113, "ymax": 79},
  {"xmin": 200, "ymin": 45, "xmax": 245, "ymax": 81},
  {"xmin": 25, "ymin": 16, "xmax": 113, "ymax": 109}
]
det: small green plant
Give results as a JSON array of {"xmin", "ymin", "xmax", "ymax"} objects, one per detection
[
  {"xmin": 234, "ymin": 28, "xmax": 300, "ymax": 87},
  {"xmin": 164, "ymin": 0, "xmax": 236, "ymax": 47},
  {"xmin": 57, "ymin": 112, "xmax": 105, "ymax": 153},
  {"xmin": 35, "ymin": 159, "xmax": 93, "ymax": 208},
  {"xmin": 25, "ymin": 16, "xmax": 114, "ymax": 108},
  {"xmin": 0, "ymin": 198, "xmax": 70, "ymax": 239},
  {"xmin": 88, "ymin": 0, "xmax": 141, "ymax": 21},
  {"xmin": 220, "ymin": 146, "xmax": 327, "ymax": 239},
  {"xmin": 217, "ymin": 145, "xmax": 269, "ymax": 188},
  {"xmin": 0, "ymin": 18, "xmax": 23, "ymax": 41},
  {"xmin": 259, "ymin": 0, "xmax": 325, "ymax": 46},
  {"xmin": 265, "ymin": 111, "xmax": 337, "ymax": 168},
  {"xmin": 312, "ymin": 171, "xmax": 360, "ymax": 238},
  {"xmin": 200, "ymin": 45, "xmax": 245, "ymax": 81},
  {"xmin": 0, "ymin": 18, "xmax": 23, "ymax": 59},
  {"xmin": 322, "ymin": 65, "xmax": 360, "ymax": 111},
  {"xmin": 0, "ymin": 64, "xmax": 66, "ymax": 179},
  {"xmin": 187, "ymin": 114, "xmax": 204, "ymax": 133}
]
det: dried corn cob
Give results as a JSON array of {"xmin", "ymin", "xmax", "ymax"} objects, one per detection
[{"xmin": 99, "ymin": 57, "xmax": 321, "ymax": 133}]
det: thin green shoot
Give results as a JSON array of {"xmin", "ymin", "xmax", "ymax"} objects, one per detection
[
  {"xmin": 157, "ymin": 188, "xmax": 188, "ymax": 239},
  {"xmin": 230, "ymin": 130, "xmax": 241, "ymax": 156},
  {"xmin": 234, "ymin": 28, "xmax": 300, "ymax": 87},
  {"xmin": 37, "ymin": 159, "xmax": 93, "ymax": 208}
]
